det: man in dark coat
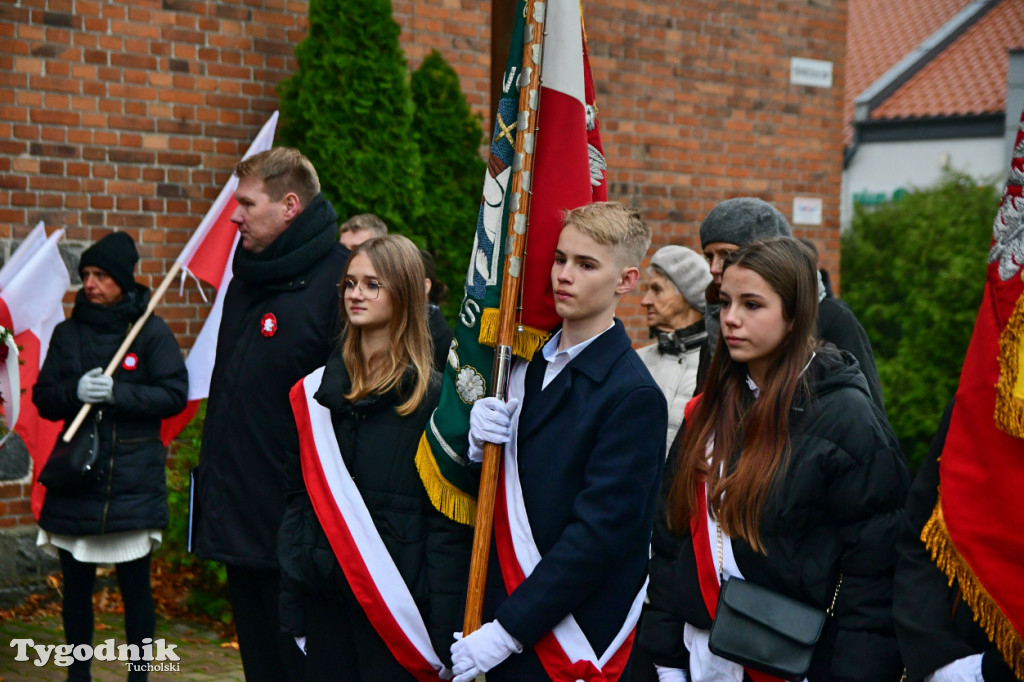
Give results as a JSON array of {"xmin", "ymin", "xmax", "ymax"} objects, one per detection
[
  {"xmin": 699, "ymin": 197, "xmax": 886, "ymax": 410},
  {"xmin": 192, "ymin": 147, "xmax": 349, "ymax": 682},
  {"xmin": 452, "ymin": 202, "xmax": 667, "ymax": 682}
]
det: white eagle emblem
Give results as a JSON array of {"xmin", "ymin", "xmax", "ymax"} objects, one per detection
[
  {"xmin": 988, "ymin": 125, "xmax": 1024, "ymax": 282},
  {"xmin": 260, "ymin": 313, "xmax": 278, "ymax": 338}
]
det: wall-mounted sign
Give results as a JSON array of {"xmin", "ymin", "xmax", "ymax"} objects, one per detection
[
  {"xmin": 793, "ymin": 197, "xmax": 823, "ymax": 225},
  {"xmin": 790, "ymin": 57, "xmax": 833, "ymax": 88}
]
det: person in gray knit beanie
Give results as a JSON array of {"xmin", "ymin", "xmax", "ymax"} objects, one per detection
[
  {"xmin": 699, "ymin": 197, "xmax": 792, "ymax": 286},
  {"xmin": 638, "ymin": 245, "xmax": 712, "ymax": 452},
  {"xmin": 649, "ymin": 245, "xmax": 712, "ymax": 314}
]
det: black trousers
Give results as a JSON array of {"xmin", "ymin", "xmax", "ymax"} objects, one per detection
[
  {"xmin": 225, "ymin": 564, "xmax": 305, "ymax": 682},
  {"xmin": 303, "ymin": 590, "xmax": 418, "ymax": 682},
  {"xmin": 59, "ymin": 549, "xmax": 154, "ymax": 682}
]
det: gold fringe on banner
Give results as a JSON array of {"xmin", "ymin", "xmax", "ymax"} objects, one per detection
[
  {"xmin": 478, "ymin": 308, "xmax": 551, "ymax": 360},
  {"xmin": 414, "ymin": 433, "xmax": 477, "ymax": 527},
  {"xmin": 922, "ymin": 496, "xmax": 1024, "ymax": 678},
  {"xmin": 994, "ymin": 292, "xmax": 1024, "ymax": 438}
]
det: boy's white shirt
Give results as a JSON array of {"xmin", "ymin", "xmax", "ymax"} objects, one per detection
[{"xmin": 540, "ymin": 323, "xmax": 615, "ymax": 389}]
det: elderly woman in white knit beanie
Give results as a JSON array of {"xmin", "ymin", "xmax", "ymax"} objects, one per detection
[{"xmin": 637, "ymin": 245, "xmax": 712, "ymax": 453}]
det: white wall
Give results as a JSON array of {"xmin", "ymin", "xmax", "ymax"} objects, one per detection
[{"xmin": 841, "ymin": 136, "xmax": 1005, "ymax": 230}]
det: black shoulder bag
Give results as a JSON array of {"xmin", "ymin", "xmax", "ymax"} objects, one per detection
[
  {"xmin": 38, "ymin": 410, "xmax": 103, "ymax": 493},
  {"xmin": 708, "ymin": 522, "xmax": 842, "ymax": 679}
]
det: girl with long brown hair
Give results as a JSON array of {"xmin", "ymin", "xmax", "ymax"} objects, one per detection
[
  {"xmin": 278, "ymin": 235, "xmax": 471, "ymax": 681},
  {"xmin": 639, "ymin": 238, "xmax": 908, "ymax": 682}
]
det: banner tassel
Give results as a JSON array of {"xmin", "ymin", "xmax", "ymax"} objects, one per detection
[
  {"xmin": 478, "ymin": 308, "xmax": 551, "ymax": 360},
  {"xmin": 922, "ymin": 496, "xmax": 1024, "ymax": 678},
  {"xmin": 415, "ymin": 433, "xmax": 477, "ymax": 527},
  {"xmin": 994, "ymin": 292, "xmax": 1024, "ymax": 438}
]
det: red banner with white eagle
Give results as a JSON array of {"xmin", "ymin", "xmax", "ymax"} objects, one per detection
[{"xmin": 925, "ymin": 107, "xmax": 1024, "ymax": 678}]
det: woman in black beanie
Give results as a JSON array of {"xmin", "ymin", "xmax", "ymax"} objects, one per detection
[{"xmin": 34, "ymin": 231, "xmax": 188, "ymax": 681}]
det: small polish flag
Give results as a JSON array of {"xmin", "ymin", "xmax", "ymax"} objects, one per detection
[{"xmin": 160, "ymin": 112, "xmax": 279, "ymax": 444}]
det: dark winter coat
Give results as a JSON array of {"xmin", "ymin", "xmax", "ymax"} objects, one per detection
[
  {"xmin": 818, "ymin": 296, "xmax": 885, "ymax": 411},
  {"xmin": 35, "ymin": 287, "xmax": 188, "ymax": 536},
  {"xmin": 278, "ymin": 352, "xmax": 472, "ymax": 665},
  {"xmin": 894, "ymin": 400, "xmax": 1018, "ymax": 682},
  {"xmin": 482, "ymin": 320, "xmax": 667, "ymax": 679},
  {"xmin": 193, "ymin": 195, "xmax": 349, "ymax": 567},
  {"xmin": 427, "ymin": 303, "xmax": 453, "ymax": 373},
  {"xmin": 641, "ymin": 347, "xmax": 909, "ymax": 682}
]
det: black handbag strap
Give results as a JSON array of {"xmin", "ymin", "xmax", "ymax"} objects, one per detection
[{"xmin": 716, "ymin": 520, "xmax": 843, "ymax": 615}]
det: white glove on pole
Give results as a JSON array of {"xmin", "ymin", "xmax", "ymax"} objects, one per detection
[
  {"xmin": 77, "ymin": 367, "xmax": 114, "ymax": 404},
  {"xmin": 450, "ymin": 620, "xmax": 523, "ymax": 682},
  {"xmin": 467, "ymin": 397, "xmax": 519, "ymax": 463}
]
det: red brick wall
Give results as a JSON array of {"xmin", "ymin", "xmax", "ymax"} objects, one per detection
[
  {"xmin": 0, "ymin": 0, "xmax": 847, "ymax": 526},
  {"xmin": 393, "ymin": 0, "xmax": 849, "ymax": 331},
  {"xmin": 1, "ymin": 0, "xmax": 307, "ymax": 346}
]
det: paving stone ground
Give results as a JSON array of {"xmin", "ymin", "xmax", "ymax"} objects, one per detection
[{"xmin": 0, "ymin": 610, "xmax": 244, "ymax": 681}]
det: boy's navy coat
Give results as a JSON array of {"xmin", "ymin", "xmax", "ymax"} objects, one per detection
[{"xmin": 482, "ymin": 319, "xmax": 668, "ymax": 676}]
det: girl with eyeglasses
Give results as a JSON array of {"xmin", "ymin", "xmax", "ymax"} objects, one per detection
[
  {"xmin": 639, "ymin": 238, "xmax": 908, "ymax": 682},
  {"xmin": 278, "ymin": 234, "xmax": 471, "ymax": 680}
]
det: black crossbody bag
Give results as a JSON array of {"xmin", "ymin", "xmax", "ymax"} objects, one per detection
[
  {"xmin": 708, "ymin": 522, "xmax": 842, "ymax": 680},
  {"xmin": 38, "ymin": 410, "xmax": 103, "ymax": 493}
]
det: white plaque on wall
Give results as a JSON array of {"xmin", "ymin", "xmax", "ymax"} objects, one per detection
[
  {"xmin": 793, "ymin": 197, "xmax": 823, "ymax": 225},
  {"xmin": 790, "ymin": 57, "xmax": 833, "ymax": 88}
]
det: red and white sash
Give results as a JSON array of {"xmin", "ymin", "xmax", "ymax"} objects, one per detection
[
  {"xmin": 290, "ymin": 367, "xmax": 446, "ymax": 681},
  {"xmin": 691, "ymin": 478, "xmax": 784, "ymax": 682},
  {"xmin": 491, "ymin": 361, "xmax": 647, "ymax": 682}
]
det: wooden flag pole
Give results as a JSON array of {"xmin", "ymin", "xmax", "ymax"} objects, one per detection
[
  {"xmin": 462, "ymin": 0, "xmax": 548, "ymax": 639},
  {"xmin": 61, "ymin": 260, "xmax": 183, "ymax": 442}
]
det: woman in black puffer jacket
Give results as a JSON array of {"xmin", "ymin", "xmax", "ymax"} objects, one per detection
[
  {"xmin": 640, "ymin": 239, "xmax": 908, "ymax": 682},
  {"xmin": 279, "ymin": 235, "xmax": 472, "ymax": 681},
  {"xmin": 34, "ymin": 232, "xmax": 188, "ymax": 681}
]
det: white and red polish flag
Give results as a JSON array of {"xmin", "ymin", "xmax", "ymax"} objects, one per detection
[
  {"xmin": 0, "ymin": 222, "xmax": 70, "ymax": 518},
  {"xmin": 160, "ymin": 111, "xmax": 279, "ymax": 444}
]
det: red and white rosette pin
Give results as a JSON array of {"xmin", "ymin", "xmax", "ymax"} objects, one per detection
[
  {"xmin": 121, "ymin": 353, "xmax": 139, "ymax": 371},
  {"xmin": 260, "ymin": 313, "xmax": 278, "ymax": 338}
]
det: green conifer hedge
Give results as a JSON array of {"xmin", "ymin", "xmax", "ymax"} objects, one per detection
[
  {"xmin": 277, "ymin": 0, "xmax": 425, "ymax": 237},
  {"xmin": 841, "ymin": 172, "xmax": 1000, "ymax": 468},
  {"xmin": 410, "ymin": 51, "xmax": 487, "ymax": 322}
]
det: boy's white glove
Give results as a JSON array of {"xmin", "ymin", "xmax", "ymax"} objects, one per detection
[
  {"xmin": 467, "ymin": 397, "xmax": 519, "ymax": 463},
  {"xmin": 77, "ymin": 367, "xmax": 114, "ymax": 404},
  {"xmin": 450, "ymin": 620, "xmax": 522, "ymax": 682}
]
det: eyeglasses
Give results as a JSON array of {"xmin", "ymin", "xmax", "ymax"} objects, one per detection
[{"xmin": 338, "ymin": 280, "xmax": 385, "ymax": 300}]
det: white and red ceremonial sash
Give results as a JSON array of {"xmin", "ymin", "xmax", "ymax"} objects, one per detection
[
  {"xmin": 289, "ymin": 367, "xmax": 446, "ymax": 682},
  {"xmin": 690, "ymin": 480, "xmax": 784, "ymax": 682},
  {"xmin": 492, "ymin": 361, "xmax": 645, "ymax": 682}
]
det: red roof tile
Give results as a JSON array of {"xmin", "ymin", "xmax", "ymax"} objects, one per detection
[
  {"xmin": 872, "ymin": 1, "xmax": 1024, "ymax": 120},
  {"xmin": 845, "ymin": 0, "xmax": 969, "ymax": 142}
]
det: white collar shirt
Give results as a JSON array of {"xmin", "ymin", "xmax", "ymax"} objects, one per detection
[{"xmin": 540, "ymin": 324, "xmax": 614, "ymax": 390}]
